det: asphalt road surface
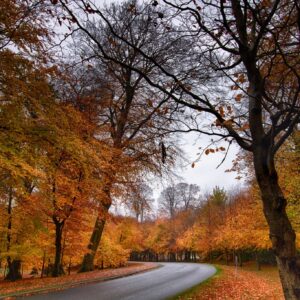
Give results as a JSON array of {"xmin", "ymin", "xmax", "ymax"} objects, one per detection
[{"xmin": 23, "ymin": 263, "xmax": 216, "ymax": 300}]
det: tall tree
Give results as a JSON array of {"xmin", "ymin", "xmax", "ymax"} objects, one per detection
[
  {"xmin": 126, "ymin": 183, "xmax": 154, "ymax": 222},
  {"xmin": 57, "ymin": 0, "xmax": 179, "ymax": 272},
  {"xmin": 176, "ymin": 182, "xmax": 201, "ymax": 211},
  {"xmin": 159, "ymin": 184, "xmax": 180, "ymax": 219}
]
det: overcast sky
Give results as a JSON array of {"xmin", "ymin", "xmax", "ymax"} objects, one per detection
[
  {"xmin": 95, "ymin": 0, "xmax": 243, "ymax": 191},
  {"xmin": 77, "ymin": 0, "xmax": 245, "ymax": 214}
]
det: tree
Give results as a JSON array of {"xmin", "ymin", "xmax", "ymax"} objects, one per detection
[
  {"xmin": 159, "ymin": 185, "xmax": 180, "ymax": 219},
  {"xmin": 56, "ymin": 0, "xmax": 180, "ymax": 272},
  {"xmin": 0, "ymin": 1, "xmax": 54, "ymax": 277},
  {"xmin": 176, "ymin": 182, "xmax": 201, "ymax": 210},
  {"xmin": 126, "ymin": 183, "xmax": 154, "ymax": 222},
  {"xmin": 56, "ymin": 0, "xmax": 300, "ymax": 296}
]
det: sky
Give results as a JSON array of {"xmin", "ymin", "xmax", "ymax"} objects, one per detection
[
  {"xmin": 177, "ymin": 133, "xmax": 242, "ymax": 192},
  {"xmin": 93, "ymin": 0, "xmax": 243, "ymax": 193},
  {"xmin": 73, "ymin": 0, "xmax": 245, "ymax": 214}
]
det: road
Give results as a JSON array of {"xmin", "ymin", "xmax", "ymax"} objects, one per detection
[{"xmin": 23, "ymin": 263, "xmax": 216, "ymax": 300}]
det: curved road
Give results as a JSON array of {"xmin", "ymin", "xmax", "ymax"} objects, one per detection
[{"xmin": 23, "ymin": 263, "xmax": 216, "ymax": 300}]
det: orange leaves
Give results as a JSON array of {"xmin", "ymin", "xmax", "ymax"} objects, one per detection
[
  {"xmin": 190, "ymin": 265, "xmax": 283, "ymax": 300},
  {"xmin": 238, "ymin": 123, "xmax": 250, "ymax": 131},
  {"xmin": 237, "ymin": 74, "xmax": 246, "ymax": 84},
  {"xmin": 219, "ymin": 106, "xmax": 225, "ymax": 117},
  {"xmin": 205, "ymin": 149, "xmax": 211, "ymax": 155},
  {"xmin": 235, "ymin": 93, "xmax": 243, "ymax": 102}
]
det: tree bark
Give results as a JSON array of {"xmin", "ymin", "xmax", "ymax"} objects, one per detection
[
  {"xmin": 5, "ymin": 187, "xmax": 22, "ymax": 281},
  {"xmin": 52, "ymin": 219, "xmax": 65, "ymax": 277},
  {"xmin": 79, "ymin": 213, "xmax": 107, "ymax": 272},
  {"xmin": 79, "ymin": 164, "xmax": 114, "ymax": 272},
  {"xmin": 41, "ymin": 251, "xmax": 46, "ymax": 278},
  {"xmin": 254, "ymin": 150, "xmax": 300, "ymax": 299},
  {"xmin": 5, "ymin": 259, "xmax": 22, "ymax": 281}
]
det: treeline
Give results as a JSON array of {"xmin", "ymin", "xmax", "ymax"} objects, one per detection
[{"xmin": 128, "ymin": 133, "xmax": 300, "ymax": 266}]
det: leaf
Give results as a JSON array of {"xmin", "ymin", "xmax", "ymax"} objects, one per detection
[
  {"xmin": 235, "ymin": 94, "xmax": 243, "ymax": 102},
  {"xmin": 237, "ymin": 74, "xmax": 246, "ymax": 83},
  {"xmin": 147, "ymin": 99, "xmax": 153, "ymax": 107}
]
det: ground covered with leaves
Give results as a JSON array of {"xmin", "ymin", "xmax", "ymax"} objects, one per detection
[
  {"xmin": 178, "ymin": 264, "xmax": 283, "ymax": 300},
  {"xmin": 0, "ymin": 262, "xmax": 158, "ymax": 298}
]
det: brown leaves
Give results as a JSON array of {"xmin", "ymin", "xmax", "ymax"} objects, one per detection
[
  {"xmin": 205, "ymin": 147, "xmax": 225, "ymax": 155},
  {"xmin": 235, "ymin": 94, "xmax": 243, "ymax": 102},
  {"xmin": 237, "ymin": 74, "xmax": 246, "ymax": 84},
  {"xmin": 219, "ymin": 106, "xmax": 225, "ymax": 117},
  {"xmin": 186, "ymin": 265, "xmax": 284, "ymax": 300},
  {"xmin": 147, "ymin": 99, "xmax": 154, "ymax": 107}
]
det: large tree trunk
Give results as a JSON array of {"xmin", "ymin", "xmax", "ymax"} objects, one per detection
[
  {"xmin": 5, "ymin": 187, "xmax": 22, "ymax": 281},
  {"xmin": 5, "ymin": 258, "xmax": 22, "ymax": 281},
  {"xmin": 79, "ymin": 215, "xmax": 107, "ymax": 272},
  {"xmin": 80, "ymin": 162, "xmax": 115, "ymax": 272},
  {"xmin": 254, "ymin": 150, "xmax": 300, "ymax": 299},
  {"xmin": 52, "ymin": 219, "xmax": 65, "ymax": 277}
]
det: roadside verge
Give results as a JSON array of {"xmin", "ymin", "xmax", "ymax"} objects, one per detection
[{"xmin": 0, "ymin": 262, "xmax": 159, "ymax": 299}]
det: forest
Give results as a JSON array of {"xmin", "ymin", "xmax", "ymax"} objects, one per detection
[{"xmin": 0, "ymin": 0, "xmax": 299, "ymax": 299}]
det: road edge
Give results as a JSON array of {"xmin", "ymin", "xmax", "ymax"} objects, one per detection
[
  {"xmin": 167, "ymin": 264, "xmax": 220, "ymax": 300},
  {"xmin": 0, "ymin": 263, "xmax": 161, "ymax": 299}
]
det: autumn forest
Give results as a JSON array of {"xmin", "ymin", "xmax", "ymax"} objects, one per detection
[{"xmin": 0, "ymin": 0, "xmax": 299, "ymax": 299}]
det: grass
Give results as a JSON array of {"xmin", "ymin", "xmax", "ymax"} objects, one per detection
[{"xmin": 168, "ymin": 265, "xmax": 221, "ymax": 300}]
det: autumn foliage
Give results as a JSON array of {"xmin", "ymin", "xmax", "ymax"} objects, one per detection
[{"xmin": 0, "ymin": 2, "xmax": 299, "ymax": 300}]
